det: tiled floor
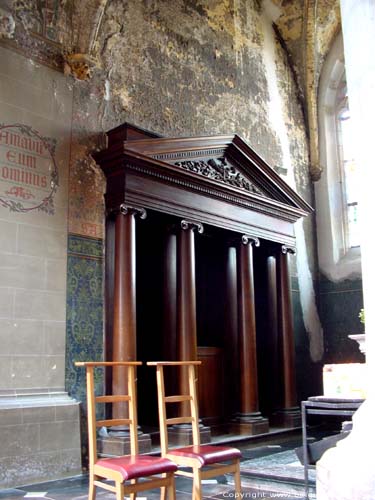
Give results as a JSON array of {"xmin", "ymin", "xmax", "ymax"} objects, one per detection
[
  {"xmin": 0, "ymin": 474, "xmax": 306, "ymax": 500},
  {"xmin": 0, "ymin": 437, "xmax": 312, "ymax": 500}
]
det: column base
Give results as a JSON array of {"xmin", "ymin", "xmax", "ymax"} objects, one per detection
[
  {"xmin": 231, "ymin": 412, "xmax": 269, "ymax": 435},
  {"xmin": 271, "ymin": 407, "xmax": 301, "ymax": 428},
  {"xmin": 168, "ymin": 424, "xmax": 211, "ymax": 446},
  {"xmin": 98, "ymin": 431, "xmax": 152, "ymax": 456}
]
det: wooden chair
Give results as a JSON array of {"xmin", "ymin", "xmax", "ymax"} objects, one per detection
[
  {"xmin": 75, "ymin": 361, "xmax": 177, "ymax": 500},
  {"xmin": 147, "ymin": 361, "xmax": 242, "ymax": 500}
]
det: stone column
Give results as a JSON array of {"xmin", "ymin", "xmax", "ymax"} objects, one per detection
[
  {"xmin": 101, "ymin": 204, "xmax": 151, "ymax": 455},
  {"xmin": 317, "ymin": 2, "xmax": 375, "ymax": 498},
  {"xmin": 233, "ymin": 235, "xmax": 269, "ymax": 435},
  {"xmin": 273, "ymin": 245, "xmax": 300, "ymax": 427}
]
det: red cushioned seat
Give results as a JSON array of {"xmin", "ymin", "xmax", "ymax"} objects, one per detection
[
  {"xmin": 148, "ymin": 361, "xmax": 242, "ymax": 499},
  {"xmin": 168, "ymin": 445, "xmax": 242, "ymax": 466},
  {"xmin": 96, "ymin": 455, "xmax": 177, "ymax": 481},
  {"xmin": 96, "ymin": 455, "xmax": 178, "ymax": 481}
]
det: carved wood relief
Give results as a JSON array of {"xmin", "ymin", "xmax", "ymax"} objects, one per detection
[{"xmin": 174, "ymin": 157, "xmax": 265, "ymax": 196}]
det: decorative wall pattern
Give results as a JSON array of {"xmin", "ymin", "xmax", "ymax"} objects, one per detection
[{"xmin": 65, "ymin": 233, "xmax": 104, "ymax": 405}]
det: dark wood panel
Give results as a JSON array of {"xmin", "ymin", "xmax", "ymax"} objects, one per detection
[
  {"xmin": 125, "ymin": 174, "xmax": 296, "ymax": 245},
  {"xmin": 198, "ymin": 347, "xmax": 224, "ymax": 422}
]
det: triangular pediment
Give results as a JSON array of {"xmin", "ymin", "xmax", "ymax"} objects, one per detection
[
  {"xmin": 172, "ymin": 156, "xmax": 266, "ymax": 197},
  {"xmin": 121, "ymin": 134, "xmax": 312, "ymax": 218}
]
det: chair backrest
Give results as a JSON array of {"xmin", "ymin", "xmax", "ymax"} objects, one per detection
[
  {"xmin": 147, "ymin": 361, "xmax": 202, "ymax": 455},
  {"xmin": 75, "ymin": 361, "xmax": 142, "ymax": 467}
]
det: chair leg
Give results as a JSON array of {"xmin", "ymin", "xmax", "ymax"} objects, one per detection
[
  {"xmin": 192, "ymin": 468, "xmax": 202, "ymax": 500},
  {"xmin": 160, "ymin": 472, "xmax": 167, "ymax": 500},
  {"xmin": 166, "ymin": 473, "xmax": 176, "ymax": 500},
  {"xmin": 88, "ymin": 474, "xmax": 96, "ymax": 500},
  {"xmin": 234, "ymin": 459, "xmax": 242, "ymax": 496},
  {"xmin": 130, "ymin": 479, "xmax": 137, "ymax": 500},
  {"xmin": 116, "ymin": 481, "xmax": 124, "ymax": 500}
]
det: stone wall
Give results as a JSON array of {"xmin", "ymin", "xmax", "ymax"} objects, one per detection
[{"xmin": 0, "ymin": 45, "xmax": 81, "ymax": 487}]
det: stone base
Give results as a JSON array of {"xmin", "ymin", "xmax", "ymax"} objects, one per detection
[
  {"xmin": 168, "ymin": 424, "xmax": 211, "ymax": 446},
  {"xmin": 98, "ymin": 432, "xmax": 152, "ymax": 456},
  {"xmin": 231, "ymin": 412, "xmax": 269, "ymax": 435},
  {"xmin": 271, "ymin": 407, "xmax": 301, "ymax": 428},
  {"xmin": 0, "ymin": 392, "xmax": 82, "ymax": 489}
]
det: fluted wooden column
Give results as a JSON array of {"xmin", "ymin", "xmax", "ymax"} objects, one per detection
[
  {"xmin": 177, "ymin": 220, "xmax": 203, "ymax": 415},
  {"xmin": 234, "ymin": 235, "xmax": 269, "ymax": 434},
  {"xmin": 274, "ymin": 244, "xmax": 300, "ymax": 427},
  {"xmin": 112, "ymin": 204, "xmax": 146, "ymax": 420}
]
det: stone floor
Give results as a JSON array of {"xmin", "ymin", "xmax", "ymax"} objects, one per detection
[
  {"xmin": 0, "ymin": 435, "xmax": 314, "ymax": 500},
  {"xmin": 0, "ymin": 474, "xmax": 308, "ymax": 500}
]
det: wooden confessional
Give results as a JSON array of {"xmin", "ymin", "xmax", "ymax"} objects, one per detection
[{"xmin": 93, "ymin": 123, "xmax": 312, "ymax": 439}]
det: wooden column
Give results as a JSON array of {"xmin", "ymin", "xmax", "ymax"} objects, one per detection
[
  {"xmin": 112, "ymin": 205, "xmax": 146, "ymax": 419},
  {"xmin": 177, "ymin": 220, "xmax": 203, "ymax": 401},
  {"xmin": 162, "ymin": 227, "xmax": 178, "ymax": 406},
  {"xmin": 162, "ymin": 227, "xmax": 178, "ymax": 362},
  {"xmin": 273, "ymin": 244, "xmax": 301, "ymax": 427},
  {"xmin": 233, "ymin": 235, "xmax": 269, "ymax": 435},
  {"xmin": 100, "ymin": 204, "xmax": 151, "ymax": 455},
  {"xmin": 225, "ymin": 245, "xmax": 238, "ymax": 418},
  {"xmin": 267, "ymin": 255, "xmax": 280, "ymax": 410},
  {"xmin": 170, "ymin": 219, "xmax": 210, "ymax": 445}
]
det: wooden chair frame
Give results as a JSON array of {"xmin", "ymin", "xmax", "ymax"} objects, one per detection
[
  {"xmin": 75, "ymin": 361, "xmax": 176, "ymax": 500},
  {"xmin": 148, "ymin": 361, "xmax": 242, "ymax": 500}
]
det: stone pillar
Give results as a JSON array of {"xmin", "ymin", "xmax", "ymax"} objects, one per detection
[
  {"xmin": 273, "ymin": 245, "xmax": 300, "ymax": 427},
  {"xmin": 317, "ymin": 2, "xmax": 375, "ymax": 498},
  {"xmin": 100, "ymin": 204, "xmax": 151, "ymax": 455},
  {"xmin": 232, "ymin": 235, "xmax": 269, "ymax": 435}
]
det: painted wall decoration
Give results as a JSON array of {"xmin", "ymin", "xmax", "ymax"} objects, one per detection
[{"xmin": 0, "ymin": 123, "xmax": 58, "ymax": 214}]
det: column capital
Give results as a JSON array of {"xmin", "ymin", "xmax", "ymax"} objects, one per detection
[
  {"xmin": 120, "ymin": 204, "xmax": 147, "ymax": 220},
  {"xmin": 180, "ymin": 220, "xmax": 204, "ymax": 234},
  {"xmin": 241, "ymin": 235, "xmax": 260, "ymax": 247},
  {"xmin": 281, "ymin": 245, "xmax": 296, "ymax": 255}
]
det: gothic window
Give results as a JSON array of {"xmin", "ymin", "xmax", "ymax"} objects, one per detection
[
  {"xmin": 315, "ymin": 32, "xmax": 361, "ymax": 280},
  {"xmin": 335, "ymin": 81, "xmax": 360, "ymax": 248}
]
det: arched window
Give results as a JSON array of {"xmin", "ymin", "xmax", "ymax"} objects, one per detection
[
  {"xmin": 335, "ymin": 80, "xmax": 360, "ymax": 249},
  {"xmin": 315, "ymin": 32, "xmax": 361, "ymax": 281}
]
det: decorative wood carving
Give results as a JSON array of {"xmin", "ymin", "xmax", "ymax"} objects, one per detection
[{"xmin": 174, "ymin": 157, "xmax": 265, "ymax": 196}]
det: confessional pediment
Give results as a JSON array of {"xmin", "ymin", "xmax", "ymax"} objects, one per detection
[
  {"xmin": 119, "ymin": 134, "xmax": 312, "ymax": 222},
  {"xmin": 94, "ymin": 125, "xmax": 313, "ymax": 245}
]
